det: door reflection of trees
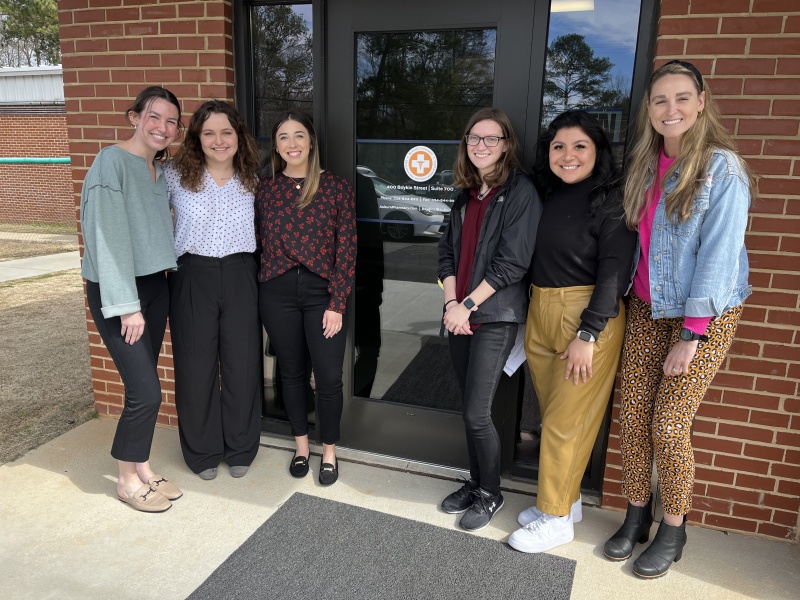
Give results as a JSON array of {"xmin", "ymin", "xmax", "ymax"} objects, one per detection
[
  {"xmin": 356, "ymin": 30, "xmax": 496, "ymax": 141},
  {"xmin": 251, "ymin": 5, "xmax": 313, "ymax": 139}
]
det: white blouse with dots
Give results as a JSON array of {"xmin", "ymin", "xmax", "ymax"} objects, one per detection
[{"xmin": 164, "ymin": 162, "xmax": 256, "ymax": 258}]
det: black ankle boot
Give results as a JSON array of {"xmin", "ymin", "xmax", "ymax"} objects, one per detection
[
  {"xmin": 633, "ymin": 517, "xmax": 687, "ymax": 579},
  {"xmin": 603, "ymin": 495, "xmax": 653, "ymax": 561}
]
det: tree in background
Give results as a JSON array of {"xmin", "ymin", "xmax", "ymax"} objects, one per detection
[
  {"xmin": 542, "ymin": 33, "xmax": 614, "ymax": 120},
  {"xmin": 0, "ymin": 0, "xmax": 60, "ymax": 67},
  {"xmin": 356, "ymin": 30, "xmax": 495, "ymax": 140},
  {"xmin": 251, "ymin": 5, "xmax": 313, "ymax": 137}
]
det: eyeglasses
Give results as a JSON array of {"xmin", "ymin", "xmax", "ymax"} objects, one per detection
[{"xmin": 464, "ymin": 134, "xmax": 506, "ymax": 147}]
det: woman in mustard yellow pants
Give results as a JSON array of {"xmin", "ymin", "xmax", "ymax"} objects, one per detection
[{"xmin": 509, "ymin": 110, "xmax": 636, "ymax": 553}]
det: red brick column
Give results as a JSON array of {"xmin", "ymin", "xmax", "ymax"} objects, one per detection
[
  {"xmin": 602, "ymin": 0, "xmax": 800, "ymax": 543},
  {"xmin": 57, "ymin": 0, "xmax": 235, "ymax": 427}
]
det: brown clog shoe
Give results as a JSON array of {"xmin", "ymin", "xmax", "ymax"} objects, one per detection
[
  {"xmin": 118, "ymin": 484, "xmax": 172, "ymax": 513},
  {"xmin": 148, "ymin": 475, "xmax": 183, "ymax": 500}
]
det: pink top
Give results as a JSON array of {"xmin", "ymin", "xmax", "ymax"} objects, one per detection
[{"xmin": 632, "ymin": 150, "xmax": 711, "ymax": 336}]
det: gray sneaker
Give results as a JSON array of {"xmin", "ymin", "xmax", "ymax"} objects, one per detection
[
  {"xmin": 459, "ymin": 488, "xmax": 504, "ymax": 531},
  {"xmin": 198, "ymin": 467, "xmax": 218, "ymax": 480},
  {"xmin": 230, "ymin": 466, "xmax": 249, "ymax": 478}
]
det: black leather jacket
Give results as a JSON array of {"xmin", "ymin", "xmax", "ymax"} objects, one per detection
[{"xmin": 437, "ymin": 168, "xmax": 542, "ymax": 324}]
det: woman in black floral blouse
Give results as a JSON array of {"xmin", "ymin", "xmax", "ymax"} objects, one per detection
[{"xmin": 255, "ymin": 111, "xmax": 356, "ymax": 485}]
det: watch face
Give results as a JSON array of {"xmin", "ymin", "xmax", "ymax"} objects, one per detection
[
  {"xmin": 680, "ymin": 328, "xmax": 693, "ymax": 341},
  {"xmin": 464, "ymin": 298, "xmax": 475, "ymax": 309}
]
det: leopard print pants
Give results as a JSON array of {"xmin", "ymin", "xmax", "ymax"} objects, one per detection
[{"xmin": 618, "ymin": 293, "xmax": 742, "ymax": 515}]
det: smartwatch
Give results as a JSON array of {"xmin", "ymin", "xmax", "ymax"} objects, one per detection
[
  {"xmin": 577, "ymin": 330, "xmax": 596, "ymax": 343},
  {"xmin": 679, "ymin": 328, "xmax": 708, "ymax": 343},
  {"xmin": 463, "ymin": 297, "xmax": 478, "ymax": 311}
]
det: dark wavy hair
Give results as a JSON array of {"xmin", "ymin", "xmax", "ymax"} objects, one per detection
[
  {"xmin": 533, "ymin": 110, "xmax": 620, "ymax": 215},
  {"xmin": 172, "ymin": 101, "xmax": 260, "ymax": 193},
  {"xmin": 452, "ymin": 107, "xmax": 522, "ymax": 192},
  {"xmin": 124, "ymin": 86, "xmax": 183, "ymax": 161},
  {"xmin": 270, "ymin": 110, "xmax": 321, "ymax": 209}
]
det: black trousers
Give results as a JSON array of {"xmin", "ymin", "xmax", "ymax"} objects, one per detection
[
  {"xmin": 86, "ymin": 272, "xmax": 169, "ymax": 463},
  {"xmin": 448, "ymin": 322, "xmax": 517, "ymax": 496},
  {"xmin": 168, "ymin": 253, "xmax": 262, "ymax": 473},
  {"xmin": 259, "ymin": 265, "xmax": 347, "ymax": 445}
]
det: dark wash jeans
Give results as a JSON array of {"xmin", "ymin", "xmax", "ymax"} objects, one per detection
[{"xmin": 448, "ymin": 321, "xmax": 517, "ymax": 496}]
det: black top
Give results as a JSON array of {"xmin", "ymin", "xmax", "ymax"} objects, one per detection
[
  {"xmin": 531, "ymin": 176, "xmax": 636, "ymax": 337},
  {"xmin": 438, "ymin": 169, "xmax": 542, "ymax": 324}
]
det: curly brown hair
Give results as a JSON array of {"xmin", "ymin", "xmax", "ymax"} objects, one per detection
[{"xmin": 173, "ymin": 101, "xmax": 261, "ymax": 193}]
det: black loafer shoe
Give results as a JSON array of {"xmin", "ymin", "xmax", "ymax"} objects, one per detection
[
  {"xmin": 289, "ymin": 455, "xmax": 309, "ymax": 478},
  {"xmin": 319, "ymin": 459, "xmax": 338, "ymax": 485}
]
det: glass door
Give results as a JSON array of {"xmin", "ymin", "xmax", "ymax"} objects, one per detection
[{"xmin": 326, "ymin": 0, "xmax": 544, "ymax": 468}]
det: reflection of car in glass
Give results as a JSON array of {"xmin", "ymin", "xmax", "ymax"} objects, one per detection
[
  {"xmin": 356, "ymin": 165, "xmax": 379, "ymax": 178},
  {"xmin": 367, "ymin": 175, "xmax": 451, "ymax": 242}
]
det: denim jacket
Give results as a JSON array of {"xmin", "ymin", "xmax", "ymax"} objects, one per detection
[{"xmin": 628, "ymin": 148, "xmax": 751, "ymax": 319}]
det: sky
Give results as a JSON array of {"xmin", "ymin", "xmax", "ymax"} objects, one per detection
[{"xmin": 547, "ymin": 0, "xmax": 642, "ymax": 83}]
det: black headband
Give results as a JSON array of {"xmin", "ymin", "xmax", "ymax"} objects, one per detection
[{"xmin": 659, "ymin": 59, "xmax": 704, "ymax": 90}]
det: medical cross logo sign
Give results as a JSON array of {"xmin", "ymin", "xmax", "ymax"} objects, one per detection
[{"xmin": 403, "ymin": 146, "xmax": 437, "ymax": 182}]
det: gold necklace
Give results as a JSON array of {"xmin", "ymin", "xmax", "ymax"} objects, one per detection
[{"xmin": 285, "ymin": 173, "xmax": 305, "ymax": 190}]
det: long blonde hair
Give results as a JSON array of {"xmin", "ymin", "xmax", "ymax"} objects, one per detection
[
  {"xmin": 623, "ymin": 61, "xmax": 757, "ymax": 228},
  {"xmin": 270, "ymin": 110, "xmax": 321, "ymax": 210}
]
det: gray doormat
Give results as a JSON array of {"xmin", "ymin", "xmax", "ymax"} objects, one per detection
[
  {"xmin": 380, "ymin": 336, "xmax": 462, "ymax": 410},
  {"xmin": 188, "ymin": 492, "xmax": 576, "ymax": 600}
]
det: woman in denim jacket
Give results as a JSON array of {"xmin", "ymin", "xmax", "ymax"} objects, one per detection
[{"xmin": 602, "ymin": 60, "xmax": 756, "ymax": 578}]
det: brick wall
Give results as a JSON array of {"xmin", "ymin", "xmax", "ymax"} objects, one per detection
[
  {"xmin": 602, "ymin": 0, "xmax": 800, "ymax": 543},
  {"xmin": 58, "ymin": 0, "xmax": 799, "ymax": 542},
  {"xmin": 58, "ymin": 0, "xmax": 235, "ymax": 427},
  {"xmin": 0, "ymin": 113, "xmax": 73, "ymax": 226}
]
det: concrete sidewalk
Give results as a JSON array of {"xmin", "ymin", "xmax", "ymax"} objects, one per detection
[
  {"xmin": 1, "ymin": 418, "xmax": 797, "ymax": 600},
  {"xmin": 0, "ymin": 251, "xmax": 81, "ymax": 282}
]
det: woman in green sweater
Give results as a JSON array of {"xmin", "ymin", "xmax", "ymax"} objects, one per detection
[{"xmin": 81, "ymin": 86, "xmax": 184, "ymax": 513}]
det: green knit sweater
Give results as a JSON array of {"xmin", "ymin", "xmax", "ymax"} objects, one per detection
[{"xmin": 80, "ymin": 145, "xmax": 177, "ymax": 318}]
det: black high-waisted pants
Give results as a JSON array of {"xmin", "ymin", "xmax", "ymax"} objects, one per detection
[
  {"xmin": 168, "ymin": 253, "xmax": 262, "ymax": 473},
  {"xmin": 258, "ymin": 265, "xmax": 347, "ymax": 444}
]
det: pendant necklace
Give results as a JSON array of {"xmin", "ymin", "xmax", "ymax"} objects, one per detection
[
  {"xmin": 477, "ymin": 186, "xmax": 491, "ymax": 200},
  {"xmin": 209, "ymin": 169, "xmax": 233, "ymax": 182},
  {"xmin": 285, "ymin": 173, "xmax": 304, "ymax": 190}
]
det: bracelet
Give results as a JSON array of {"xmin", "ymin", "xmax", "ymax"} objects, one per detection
[{"xmin": 444, "ymin": 299, "xmax": 458, "ymax": 307}]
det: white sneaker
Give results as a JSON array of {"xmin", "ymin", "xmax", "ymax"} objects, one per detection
[
  {"xmin": 508, "ymin": 513, "xmax": 574, "ymax": 553},
  {"xmin": 517, "ymin": 495, "xmax": 582, "ymax": 527}
]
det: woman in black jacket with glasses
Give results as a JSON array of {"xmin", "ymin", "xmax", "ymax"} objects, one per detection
[{"xmin": 438, "ymin": 107, "xmax": 541, "ymax": 532}]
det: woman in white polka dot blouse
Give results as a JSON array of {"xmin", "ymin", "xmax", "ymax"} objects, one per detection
[{"xmin": 164, "ymin": 101, "xmax": 263, "ymax": 481}]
